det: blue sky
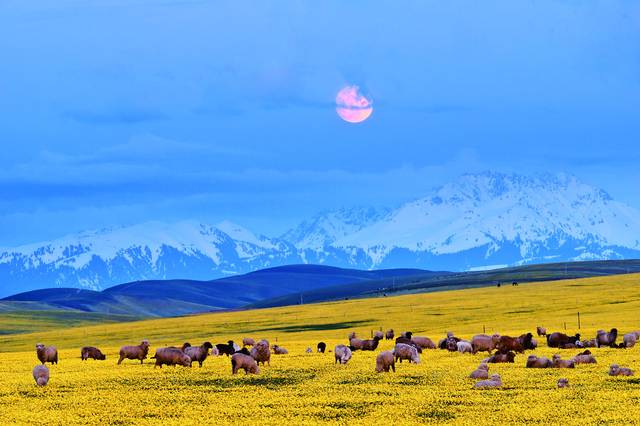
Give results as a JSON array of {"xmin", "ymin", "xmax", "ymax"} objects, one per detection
[{"xmin": 1, "ymin": 0, "xmax": 639, "ymax": 245}]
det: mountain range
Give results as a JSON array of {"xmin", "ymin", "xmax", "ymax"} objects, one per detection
[{"xmin": 2, "ymin": 172, "xmax": 640, "ymax": 296}]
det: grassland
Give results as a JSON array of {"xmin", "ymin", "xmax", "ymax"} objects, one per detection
[{"xmin": 1, "ymin": 274, "xmax": 640, "ymax": 424}]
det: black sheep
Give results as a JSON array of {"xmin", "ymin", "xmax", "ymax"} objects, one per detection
[
  {"xmin": 216, "ymin": 340, "xmax": 236, "ymax": 357},
  {"xmin": 317, "ymin": 342, "xmax": 326, "ymax": 353}
]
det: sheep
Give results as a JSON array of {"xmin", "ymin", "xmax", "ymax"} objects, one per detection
[
  {"xmin": 235, "ymin": 347, "xmax": 251, "ymax": 356},
  {"xmin": 184, "ymin": 342, "xmax": 213, "ymax": 367},
  {"xmin": 474, "ymin": 374, "xmax": 502, "ymax": 389},
  {"xmin": 457, "ymin": 341, "xmax": 473, "ymax": 354},
  {"xmin": 305, "ymin": 347, "xmax": 312, "ymax": 353},
  {"xmin": 581, "ymin": 338, "xmax": 598, "ymax": 348},
  {"xmin": 385, "ymin": 329, "xmax": 395, "ymax": 340},
  {"xmin": 210, "ymin": 346, "xmax": 219, "ymax": 356},
  {"xmin": 32, "ymin": 365, "xmax": 49, "ymax": 387},
  {"xmin": 151, "ymin": 347, "xmax": 191, "ymax": 368},
  {"xmin": 596, "ymin": 328, "xmax": 618, "ymax": 347},
  {"xmin": 317, "ymin": 342, "xmax": 326, "ymax": 353},
  {"xmin": 411, "ymin": 336, "xmax": 436, "ymax": 349},
  {"xmin": 393, "ymin": 343, "xmax": 420, "ymax": 364},
  {"xmin": 557, "ymin": 378, "xmax": 569, "ymax": 388},
  {"xmin": 495, "ymin": 333, "xmax": 533, "ymax": 354},
  {"xmin": 373, "ymin": 331, "xmax": 384, "ymax": 340},
  {"xmin": 551, "ymin": 354, "xmax": 575, "ymax": 368},
  {"xmin": 469, "ymin": 363, "xmax": 489, "ymax": 379},
  {"xmin": 348, "ymin": 331, "xmax": 357, "ymax": 340},
  {"xmin": 571, "ymin": 353, "xmax": 597, "ymax": 365},
  {"xmin": 375, "ymin": 350, "xmax": 395, "ymax": 373},
  {"xmin": 250, "ymin": 339, "xmax": 271, "ymax": 366},
  {"xmin": 609, "ymin": 364, "xmax": 634, "ymax": 376},
  {"xmin": 395, "ymin": 332, "xmax": 422, "ymax": 352},
  {"xmin": 80, "ymin": 346, "xmax": 106, "ymax": 361},
  {"xmin": 117, "ymin": 340, "xmax": 150, "ymax": 365},
  {"xmin": 272, "ymin": 345, "xmax": 288, "ymax": 355},
  {"xmin": 231, "ymin": 353, "xmax": 259, "ymax": 375},
  {"xmin": 334, "ymin": 345, "xmax": 352, "ymax": 365},
  {"xmin": 485, "ymin": 351, "xmax": 516, "ymax": 363},
  {"xmin": 350, "ymin": 336, "xmax": 381, "ymax": 351},
  {"xmin": 530, "ymin": 338, "xmax": 538, "ymax": 350},
  {"xmin": 623, "ymin": 332, "xmax": 639, "ymax": 348},
  {"xmin": 471, "ymin": 334, "xmax": 500, "ymax": 354},
  {"xmin": 546, "ymin": 332, "xmax": 580, "ymax": 348},
  {"xmin": 526, "ymin": 355, "xmax": 552, "ymax": 368},
  {"xmin": 536, "ymin": 326, "xmax": 547, "ymax": 336},
  {"xmin": 35, "ymin": 344, "xmax": 58, "ymax": 365},
  {"xmin": 216, "ymin": 341, "xmax": 237, "ymax": 357},
  {"xmin": 242, "ymin": 337, "xmax": 255, "ymax": 347}
]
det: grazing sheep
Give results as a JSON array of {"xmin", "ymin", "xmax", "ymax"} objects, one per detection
[
  {"xmin": 471, "ymin": 334, "xmax": 500, "ymax": 354},
  {"xmin": 317, "ymin": 342, "xmax": 327, "ymax": 353},
  {"xmin": 216, "ymin": 341, "xmax": 237, "ymax": 357},
  {"xmin": 557, "ymin": 378, "xmax": 569, "ymax": 388},
  {"xmin": 334, "ymin": 345, "xmax": 352, "ymax": 365},
  {"xmin": 469, "ymin": 363, "xmax": 489, "ymax": 379},
  {"xmin": 385, "ymin": 329, "xmax": 395, "ymax": 340},
  {"xmin": 151, "ymin": 347, "xmax": 191, "ymax": 368},
  {"xmin": 486, "ymin": 351, "xmax": 516, "ymax": 363},
  {"xmin": 572, "ymin": 353, "xmax": 597, "ymax": 364},
  {"xmin": 32, "ymin": 365, "xmax": 50, "ymax": 387},
  {"xmin": 373, "ymin": 331, "xmax": 384, "ymax": 340},
  {"xmin": 375, "ymin": 350, "xmax": 395, "ymax": 373},
  {"xmin": 623, "ymin": 332, "xmax": 639, "ymax": 348},
  {"xmin": 393, "ymin": 343, "xmax": 420, "ymax": 364},
  {"xmin": 536, "ymin": 326, "xmax": 547, "ymax": 336},
  {"xmin": 609, "ymin": 364, "xmax": 634, "ymax": 376},
  {"xmin": 35, "ymin": 344, "xmax": 58, "ymax": 365},
  {"xmin": 350, "ymin": 336, "xmax": 382, "ymax": 351},
  {"xmin": 526, "ymin": 355, "xmax": 552, "ymax": 368},
  {"xmin": 546, "ymin": 332, "xmax": 581, "ymax": 348},
  {"xmin": 118, "ymin": 340, "xmax": 150, "ymax": 365},
  {"xmin": 551, "ymin": 354, "xmax": 575, "ymax": 368},
  {"xmin": 231, "ymin": 353, "xmax": 259, "ymax": 375},
  {"xmin": 474, "ymin": 374, "xmax": 502, "ymax": 389},
  {"xmin": 596, "ymin": 328, "xmax": 618, "ymax": 347},
  {"xmin": 184, "ymin": 342, "xmax": 213, "ymax": 367},
  {"xmin": 250, "ymin": 339, "xmax": 271, "ymax": 366},
  {"xmin": 411, "ymin": 336, "xmax": 436, "ymax": 349},
  {"xmin": 242, "ymin": 337, "xmax": 255, "ymax": 347},
  {"xmin": 272, "ymin": 345, "xmax": 288, "ymax": 355},
  {"xmin": 395, "ymin": 332, "xmax": 422, "ymax": 352},
  {"xmin": 457, "ymin": 341, "xmax": 473, "ymax": 354},
  {"xmin": 495, "ymin": 333, "xmax": 534, "ymax": 354},
  {"xmin": 80, "ymin": 346, "xmax": 106, "ymax": 361}
]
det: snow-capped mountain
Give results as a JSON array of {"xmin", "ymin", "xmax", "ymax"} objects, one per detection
[{"xmin": 2, "ymin": 172, "xmax": 640, "ymax": 296}]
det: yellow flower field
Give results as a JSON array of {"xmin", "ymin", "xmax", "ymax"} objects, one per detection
[{"xmin": 1, "ymin": 274, "xmax": 640, "ymax": 424}]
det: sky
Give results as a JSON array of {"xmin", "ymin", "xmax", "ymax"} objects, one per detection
[{"xmin": 1, "ymin": 0, "xmax": 639, "ymax": 246}]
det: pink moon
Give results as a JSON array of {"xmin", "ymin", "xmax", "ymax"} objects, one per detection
[{"xmin": 335, "ymin": 85, "xmax": 373, "ymax": 123}]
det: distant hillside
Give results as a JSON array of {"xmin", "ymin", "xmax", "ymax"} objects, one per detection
[{"xmin": 3, "ymin": 265, "xmax": 433, "ymax": 318}]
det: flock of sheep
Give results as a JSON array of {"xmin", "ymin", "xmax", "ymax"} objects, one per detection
[{"xmin": 31, "ymin": 326, "xmax": 639, "ymax": 389}]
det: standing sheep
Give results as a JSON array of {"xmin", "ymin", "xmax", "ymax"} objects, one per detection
[
  {"xmin": 250, "ymin": 339, "xmax": 271, "ymax": 366},
  {"xmin": 609, "ymin": 364, "xmax": 634, "ymax": 376},
  {"xmin": 32, "ymin": 365, "xmax": 50, "ymax": 387},
  {"xmin": 317, "ymin": 342, "xmax": 327, "ymax": 353},
  {"xmin": 35, "ymin": 344, "xmax": 58, "ymax": 365},
  {"xmin": 375, "ymin": 350, "xmax": 395, "ymax": 373},
  {"xmin": 457, "ymin": 341, "xmax": 473, "ymax": 354},
  {"xmin": 411, "ymin": 336, "xmax": 436, "ymax": 349},
  {"xmin": 596, "ymin": 328, "xmax": 618, "ymax": 347},
  {"xmin": 216, "ymin": 341, "xmax": 236, "ymax": 357},
  {"xmin": 81, "ymin": 346, "xmax": 106, "ymax": 361},
  {"xmin": 350, "ymin": 336, "xmax": 381, "ymax": 351},
  {"xmin": 469, "ymin": 363, "xmax": 489, "ymax": 379},
  {"xmin": 385, "ymin": 329, "xmax": 395, "ymax": 340},
  {"xmin": 471, "ymin": 334, "xmax": 500, "ymax": 354},
  {"xmin": 393, "ymin": 343, "xmax": 420, "ymax": 364},
  {"xmin": 231, "ymin": 353, "xmax": 259, "ymax": 375},
  {"xmin": 334, "ymin": 345, "xmax": 352, "ymax": 365},
  {"xmin": 151, "ymin": 347, "xmax": 191, "ymax": 368},
  {"xmin": 536, "ymin": 326, "xmax": 547, "ymax": 336},
  {"xmin": 117, "ymin": 340, "xmax": 150, "ymax": 365},
  {"xmin": 242, "ymin": 337, "xmax": 255, "ymax": 347},
  {"xmin": 184, "ymin": 342, "xmax": 214, "ymax": 367},
  {"xmin": 373, "ymin": 331, "xmax": 384, "ymax": 340},
  {"xmin": 474, "ymin": 374, "xmax": 502, "ymax": 389}
]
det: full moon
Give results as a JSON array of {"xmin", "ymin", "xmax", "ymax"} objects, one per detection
[{"xmin": 335, "ymin": 85, "xmax": 373, "ymax": 123}]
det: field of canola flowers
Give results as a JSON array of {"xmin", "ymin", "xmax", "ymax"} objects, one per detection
[{"xmin": 1, "ymin": 274, "xmax": 640, "ymax": 424}]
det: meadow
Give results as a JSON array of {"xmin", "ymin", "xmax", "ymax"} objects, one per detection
[{"xmin": 1, "ymin": 274, "xmax": 640, "ymax": 424}]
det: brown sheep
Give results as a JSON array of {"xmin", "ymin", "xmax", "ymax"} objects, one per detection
[
  {"xmin": 609, "ymin": 364, "xmax": 634, "ymax": 376},
  {"xmin": 334, "ymin": 345, "xmax": 352, "ymax": 364},
  {"xmin": 32, "ymin": 365, "xmax": 49, "ymax": 387},
  {"xmin": 394, "ymin": 332, "xmax": 422, "ymax": 352},
  {"xmin": 373, "ymin": 331, "xmax": 384, "ymax": 340},
  {"xmin": 231, "ymin": 353, "xmax": 259, "ymax": 375},
  {"xmin": 151, "ymin": 347, "xmax": 191, "ymax": 368},
  {"xmin": 272, "ymin": 345, "xmax": 288, "ymax": 355},
  {"xmin": 242, "ymin": 337, "xmax": 255, "ymax": 347},
  {"xmin": 35, "ymin": 344, "xmax": 58, "ymax": 365},
  {"xmin": 536, "ymin": 326, "xmax": 547, "ymax": 336},
  {"xmin": 474, "ymin": 374, "xmax": 502, "ymax": 389},
  {"xmin": 350, "ymin": 336, "xmax": 382, "ymax": 351},
  {"xmin": 551, "ymin": 354, "xmax": 575, "ymax": 368},
  {"xmin": 581, "ymin": 338, "xmax": 598, "ymax": 348},
  {"xmin": 485, "ymin": 351, "xmax": 516, "ymax": 363},
  {"xmin": 546, "ymin": 332, "xmax": 580, "ymax": 348},
  {"xmin": 375, "ymin": 350, "xmax": 395, "ymax": 373},
  {"xmin": 250, "ymin": 339, "xmax": 271, "ymax": 366},
  {"xmin": 80, "ymin": 346, "xmax": 106, "ymax": 361},
  {"xmin": 393, "ymin": 343, "xmax": 420, "ymax": 364},
  {"xmin": 471, "ymin": 334, "xmax": 500, "ymax": 354},
  {"xmin": 469, "ymin": 363, "xmax": 489, "ymax": 379},
  {"xmin": 526, "ymin": 355, "xmax": 552, "ymax": 368},
  {"xmin": 572, "ymin": 353, "xmax": 597, "ymax": 364},
  {"xmin": 184, "ymin": 342, "xmax": 213, "ymax": 367},
  {"xmin": 557, "ymin": 378, "xmax": 569, "ymax": 388},
  {"xmin": 385, "ymin": 329, "xmax": 395, "ymax": 340},
  {"xmin": 623, "ymin": 332, "xmax": 640, "ymax": 348},
  {"xmin": 411, "ymin": 336, "xmax": 436, "ymax": 349},
  {"xmin": 596, "ymin": 328, "xmax": 618, "ymax": 347},
  {"xmin": 118, "ymin": 340, "xmax": 150, "ymax": 365},
  {"xmin": 495, "ymin": 333, "xmax": 533, "ymax": 354}
]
